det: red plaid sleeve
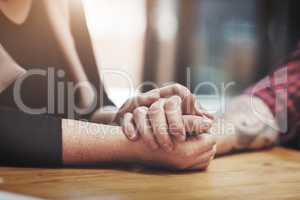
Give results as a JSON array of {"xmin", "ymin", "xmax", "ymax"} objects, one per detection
[{"xmin": 244, "ymin": 55, "xmax": 300, "ymax": 146}]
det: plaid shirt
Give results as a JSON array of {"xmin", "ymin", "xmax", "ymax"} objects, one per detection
[{"xmin": 245, "ymin": 46, "xmax": 300, "ymax": 147}]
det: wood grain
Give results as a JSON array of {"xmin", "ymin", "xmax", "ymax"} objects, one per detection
[{"xmin": 0, "ymin": 147, "xmax": 300, "ymax": 200}]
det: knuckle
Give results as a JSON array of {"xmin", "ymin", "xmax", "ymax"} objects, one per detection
[
  {"xmin": 150, "ymin": 101, "xmax": 160, "ymax": 109},
  {"xmin": 132, "ymin": 108, "xmax": 140, "ymax": 118},
  {"xmin": 147, "ymin": 88, "xmax": 160, "ymax": 96},
  {"xmin": 166, "ymin": 95, "xmax": 182, "ymax": 108},
  {"xmin": 149, "ymin": 102, "xmax": 163, "ymax": 114},
  {"xmin": 174, "ymin": 83, "xmax": 184, "ymax": 91},
  {"xmin": 145, "ymin": 89, "xmax": 160, "ymax": 100},
  {"xmin": 169, "ymin": 123, "xmax": 184, "ymax": 134},
  {"xmin": 133, "ymin": 107, "xmax": 147, "ymax": 118},
  {"xmin": 174, "ymin": 83, "xmax": 190, "ymax": 94},
  {"xmin": 155, "ymin": 129, "xmax": 168, "ymax": 138},
  {"xmin": 124, "ymin": 112, "xmax": 133, "ymax": 119},
  {"xmin": 172, "ymin": 95, "xmax": 182, "ymax": 103},
  {"xmin": 155, "ymin": 123, "xmax": 168, "ymax": 134},
  {"xmin": 157, "ymin": 98, "xmax": 166, "ymax": 105},
  {"xmin": 140, "ymin": 106, "xmax": 149, "ymax": 111}
]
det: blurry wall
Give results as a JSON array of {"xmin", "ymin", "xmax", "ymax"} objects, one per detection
[
  {"xmin": 83, "ymin": 0, "xmax": 298, "ymax": 104},
  {"xmin": 83, "ymin": 0, "xmax": 146, "ymax": 106}
]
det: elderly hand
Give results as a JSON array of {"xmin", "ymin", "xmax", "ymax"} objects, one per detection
[
  {"xmin": 116, "ymin": 84, "xmax": 212, "ymax": 122},
  {"xmin": 118, "ymin": 84, "xmax": 213, "ymax": 152},
  {"xmin": 133, "ymin": 132, "xmax": 216, "ymax": 170}
]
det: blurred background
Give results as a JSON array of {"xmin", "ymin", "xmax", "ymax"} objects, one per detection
[{"xmin": 82, "ymin": 0, "xmax": 300, "ymax": 107}]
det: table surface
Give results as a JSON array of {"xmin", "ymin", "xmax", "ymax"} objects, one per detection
[{"xmin": 0, "ymin": 147, "xmax": 300, "ymax": 200}]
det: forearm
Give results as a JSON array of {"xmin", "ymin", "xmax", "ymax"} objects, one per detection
[
  {"xmin": 0, "ymin": 108, "xmax": 136, "ymax": 166},
  {"xmin": 62, "ymin": 119, "xmax": 137, "ymax": 165},
  {"xmin": 210, "ymin": 95, "xmax": 279, "ymax": 156}
]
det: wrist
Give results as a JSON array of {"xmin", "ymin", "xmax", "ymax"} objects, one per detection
[
  {"xmin": 209, "ymin": 117, "xmax": 237, "ymax": 155},
  {"xmin": 62, "ymin": 119, "xmax": 139, "ymax": 165}
]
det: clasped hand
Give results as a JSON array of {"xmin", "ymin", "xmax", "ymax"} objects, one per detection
[{"xmin": 116, "ymin": 84, "xmax": 216, "ymax": 170}]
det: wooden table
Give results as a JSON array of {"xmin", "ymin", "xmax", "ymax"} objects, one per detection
[{"xmin": 0, "ymin": 147, "xmax": 300, "ymax": 200}]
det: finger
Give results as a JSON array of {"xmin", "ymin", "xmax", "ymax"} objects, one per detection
[
  {"xmin": 194, "ymin": 104, "xmax": 214, "ymax": 120},
  {"xmin": 133, "ymin": 107, "xmax": 159, "ymax": 150},
  {"xmin": 195, "ymin": 107, "xmax": 214, "ymax": 120},
  {"xmin": 189, "ymin": 145, "xmax": 216, "ymax": 170},
  {"xmin": 196, "ymin": 134, "xmax": 216, "ymax": 154},
  {"xmin": 182, "ymin": 94, "xmax": 196, "ymax": 115},
  {"xmin": 121, "ymin": 113, "xmax": 139, "ymax": 140},
  {"xmin": 182, "ymin": 94, "xmax": 214, "ymax": 119},
  {"xmin": 158, "ymin": 84, "xmax": 199, "ymax": 117},
  {"xmin": 136, "ymin": 90, "xmax": 161, "ymax": 106},
  {"xmin": 190, "ymin": 95, "xmax": 214, "ymax": 119},
  {"xmin": 197, "ymin": 144, "xmax": 216, "ymax": 163},
  {"xmin": 183, "ymin": 115, "xmax": 212, "ymax": 134},
  {"xmin": 148, "ymin": 99, "xmax": 174, "ymax": 152},
  {"xmin": 158, "ymin": 84, "xmax": 214, "ymax": 119},
  {"xmin": 187, "ymin": 134, "xmax": 216, "ymax": 156},
  {"xmin": 117, "ymin": 91, "xmax": 160, "ymax": 122},
  {"xmin": 159, "ymin": 84, "xmax": 191, "ymax": 99},
  {"xmin": 164, "ymin": 96, "xmax": 186, "ymax": 142}
]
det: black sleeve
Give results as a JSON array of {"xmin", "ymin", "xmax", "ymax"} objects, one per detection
[{"xmin": 0, "ymin": 108, "xmax": 62, "ymax": 167}]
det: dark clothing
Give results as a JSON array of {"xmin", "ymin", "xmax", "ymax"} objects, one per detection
[
  {"xmin": 0, "ymin": 0, "xmax": 113, "ymax": 115},
  {"xmin": 0, "ymin": 108, "xmax": 62, "ymax": 167},
  {"xmin": 0, "ymin": 0, "xmax": 113, "ymax": 166}
]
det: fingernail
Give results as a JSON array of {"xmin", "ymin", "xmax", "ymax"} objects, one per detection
[
  {"xmin": 127, "ymin": 126, "xmax": 137, "ymax": 140},
  {"xmin": 128, "ymin": 132, "xmax": 137, "ymax": 140},
  {"xmin": 129, "ymin": 134, "xmax": 137, "ymax": 140}
]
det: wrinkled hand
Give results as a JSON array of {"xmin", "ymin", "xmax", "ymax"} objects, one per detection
[
  {"xmin": 117, "ymin": 84, "xmax": 213, "ymax": 152},
  {"xmin": 115, "ymin": 84, "xmax": 213, "ymax": 123},
  {"xmin": 133, "ymin": 133, "xmax": 216, "ymax": 170},
  {"xmin": 122, "ymin": 99, "xmax": 213, "ymax": 152}
]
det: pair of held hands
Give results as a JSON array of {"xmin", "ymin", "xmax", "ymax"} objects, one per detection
[{"xmin": 116, "ymin": 84, "xmax": 217, "ymax": 170}]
